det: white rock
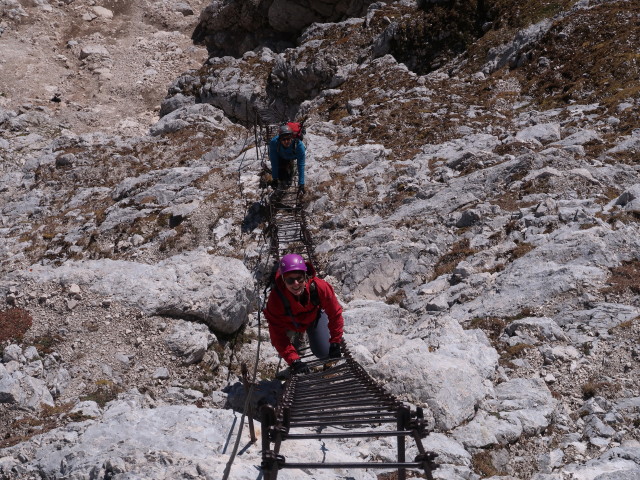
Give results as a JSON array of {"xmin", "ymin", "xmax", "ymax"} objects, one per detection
[
  {"xmin": 164, "ymin": 321, "xmax": 215, "ymax": 365},
  {"xmin": 152, "ymin": 367, "xmax": 169, "ymax": 380},
  {"xmin": 515, "ymin": 123, "xmax": 561, "ymax": 144},
  {"xmin": 79, "ymin": 44, "xmax": 110, "ymax": 59},
  {"xmin": 23, "ymin": 249, "xmax": 257, "ymax": 334},
  {"xmin": 2, "ymin": 344, "xmax": 24, "ymax": 364},
  {"xmin": 70, "ymin": 400, "xmax": 102, "ymax": 418},
  {"xmin": 92, "ymin": 6, "xmax": 113, "ymax": 19}
]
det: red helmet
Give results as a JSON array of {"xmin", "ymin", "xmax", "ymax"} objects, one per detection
[{"xmin": 279, "ymin": 254, "xmax": 307, "ymax": 274}]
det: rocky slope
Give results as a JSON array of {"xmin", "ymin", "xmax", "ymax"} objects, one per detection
[{"xmin": 1, "ymin": 0, "xmax": 639, "ymax": 479}]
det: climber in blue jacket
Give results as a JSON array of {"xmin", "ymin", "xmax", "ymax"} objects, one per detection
[{"xmin": 269, "ymin": 124, "xmax": 306, "ymax": 195}]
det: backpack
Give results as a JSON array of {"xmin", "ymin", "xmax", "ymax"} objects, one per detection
[{"xmin": 286, "ymin": 122, "xmax": 305, "ymax": 142}]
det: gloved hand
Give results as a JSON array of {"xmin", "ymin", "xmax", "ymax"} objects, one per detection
[
  {"xmin": 297, "ymin": 185, "xmax": 305, "ymax": 196},
  {"xmin": 270, "ymin": 178, "xmax": 279, "ymax": 189},
  {"xmin": 328, "ymin": 342, "xmax": 342, "ymax": 358},
  {"xmin": 291, "ymin": 359, "xmax": 310, "ymax": 375}
]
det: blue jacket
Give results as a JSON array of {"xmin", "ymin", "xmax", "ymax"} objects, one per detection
[{"xmin": 269, "ymin": 135, "xmax": 306, "ymax": 185}]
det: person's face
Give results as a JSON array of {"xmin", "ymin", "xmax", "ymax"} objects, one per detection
[
  {"xmin": 283, "ymin": 271, "xmax": 306, "ymax": 296},
  {"xmin": 280, "ymin": 135, "xmax": 293, "ymax": 146}
]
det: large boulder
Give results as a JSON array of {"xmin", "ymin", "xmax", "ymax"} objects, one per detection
[
  {"xmin": 22, "ymin": 250, "xmax": 257, "ymax": 334},
  {"xmin": 344, "ymin": 301, "xmax": 496, "ymax": 430}
]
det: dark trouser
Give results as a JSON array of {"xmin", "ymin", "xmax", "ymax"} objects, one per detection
[
  {"xmin": 288, "ymin": 311, "xmax": 330, "ymax": 359},
  {"xmin": 279, "ymin": 160, "xmax": 293, "ymax": 185},
  {"xmin": 307, "ymin": 311, "xmax": 330, "ymax": 358}
]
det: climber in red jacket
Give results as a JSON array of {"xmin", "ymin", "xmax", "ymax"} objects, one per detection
[{"xmin": 263, "ymin": 253, "xmax": 344, "ymax": 374}]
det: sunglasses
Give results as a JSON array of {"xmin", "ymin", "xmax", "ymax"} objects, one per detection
[{"xmin": 284, "ymin": 275, "xmax": 306, "ymax": 285}]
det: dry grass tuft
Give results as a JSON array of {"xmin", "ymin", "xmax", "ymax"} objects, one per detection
[
  {"xmin": 0, "ymin": 401, "xmax": 75, "ymax": 448},
  {"xmin": 468, "ymin": 317, "xmax": 507, "ymax": 342},
  {"xmin": 602, "ymin": 260, "xmax": 640, "ymax": 296},
  {"xmin": 33, "ymin": 331, "xmax": 64, "ymax": 355},
  {"xmin": 471, "ymin": 450, "xmax": 505, "ymax": 478},
  {"xmin": 514, "ymin": 2, "xmax": 640, "ymax": 120},
  {"xmin": 432, "ymin": 238, "xmax": 478, "ymax": 280},
  {"xmin": 581, "ymin": 380, "xmax": 614, "ymax": 400},
  {"xmin": 503, "ymin": 241, "xmax": 535, "ymax": 262},
  {"xmin": 80, "ymin": 379, "xmax": 122, "ymax": 407},
  {"xmin": 0, "ymin": 308, "xmax": 33, "ymax": 343}
]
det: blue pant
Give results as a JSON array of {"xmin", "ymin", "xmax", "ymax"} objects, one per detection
[{"xmin": 288, "ymin": 311, "xmax": 330, "ymax": 359}]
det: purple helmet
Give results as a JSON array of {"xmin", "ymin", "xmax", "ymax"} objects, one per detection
[{"xmin": 279, "ymin": 254, "xmax": 307, "ymax": 275}]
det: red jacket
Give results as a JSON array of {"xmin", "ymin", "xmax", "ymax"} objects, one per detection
[{"xmin": 263, "ymin": 262, "xmax": 344, "ymax": 365}]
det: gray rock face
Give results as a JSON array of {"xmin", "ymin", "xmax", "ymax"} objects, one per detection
[
  {"xmin": 0, "ymin": 391, "xmax": 381, "ymax": 480},
  {"xmin": 489, "ymin": 378, "xmax": 556, "ymax": 435},
  {"xmin": 453, "ymin": 410, "xmax": 523, "ymax": 448},
  {"xmin": 2, "ymin": 344, "xmax": 24, "ymax": 363},
  {"xmin": 616, "ymin": 183, "xmax": 640, "ymax": 213},
  {"xmin": 483, "ymin": 19, "xmax": 553, "ymax": 73},
  {"xmin": 158, "ymin": 92, "xmax": 196, "ymax": 117},
  {"xmin": 344, "ymin": 301, "xmax": 497, "ymax": 430},
  {"xmin": 192, "ymin": 0, "xmax": 378, "ymax": 57},
  {"xmin": 22, "ymin": 250, "xmax": 257, "ymax": 334},
  {"xmin": 0, "ymin": 371, "xmax": 54, "ymax": 409},
  {"xmin": 559, "ymin": 443, "xmax": 640, "ymax": 479}
]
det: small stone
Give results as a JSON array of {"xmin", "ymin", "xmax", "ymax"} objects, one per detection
[
  {"xmin": 115, "ymin": 353, "xmax": 131, "ymax": 368},
  {"xmin": 131, "ymin": 234, "xmax": 144, "ymax": 246},
  {"xmin": 173, "ymin": 2, "xmax": 194, "ymax": 15},
  {"xmin": 66, "ymin": 298, "xmax": 78, "ymax": 310},
  {"xmin": 153, "ymin": 367, "xmax": 170, "ymax": 380},
  {"xmin": 23, "ymin": 346, "xmax": 40, "ymax": 362},
  {"xmin": 79, "ymin": 44, "xmax": 109, "ymax": 60},
  {"xmin": 3, "ymin": 344, "xmax": 24, "ymax": 363},
  {"xmin": 92, "ymin": 6, "xmax": 113, "ymax": 19},
  {"xmin": 55, "ymin": 153, "xmax": 75, "ymax": 167}
]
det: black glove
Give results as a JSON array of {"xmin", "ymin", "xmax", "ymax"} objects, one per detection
[
  {"xmin": 270, "ymin": 178, "xmax": 279, "ymax": 189},
  {"xmin": 297, "ymin": 185, "xmax": 305, "ymax": 196},
  {"xmin": 328, "ymin": 342, "xmax": 342, "ymax": 358},
  {"xmin": 291, "ymin": 359, "xmax": 310, "ymax": 375}
]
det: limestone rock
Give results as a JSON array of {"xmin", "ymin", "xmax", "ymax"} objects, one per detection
[
  {"xmin": 164, "ymin": 320, "xmax": 215, "ymax": 365},
  {"xmin": 23, "ymin": 250, "xmax": 257, "ymax": 334}
]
